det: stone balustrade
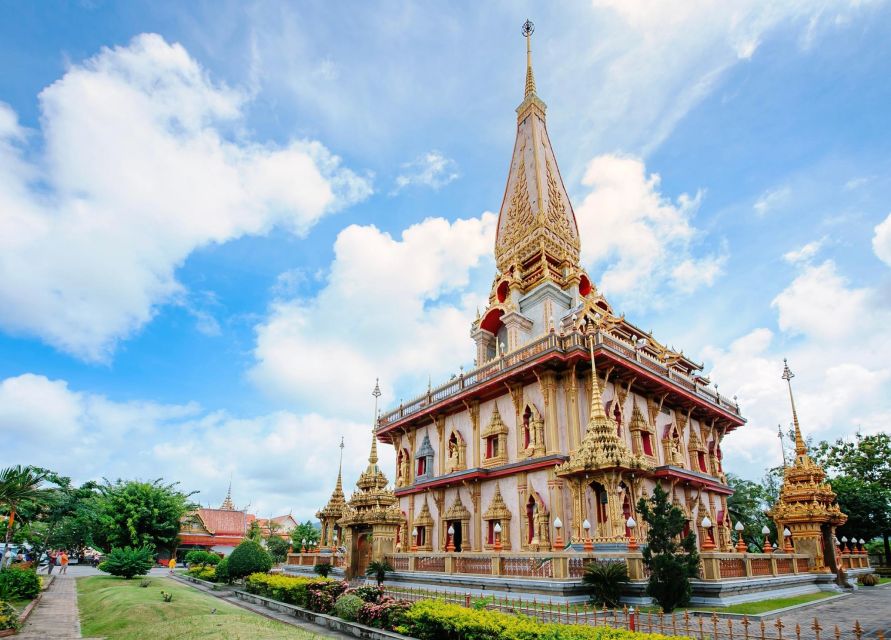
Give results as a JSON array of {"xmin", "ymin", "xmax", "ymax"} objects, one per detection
[{"xmin": 385, "ymin": 549, "xmax": 868, "ymax": 582}]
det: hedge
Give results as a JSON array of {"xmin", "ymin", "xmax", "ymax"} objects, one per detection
[
  {"xmin": 244, "ymin": 573, "xmax": 333, "ymax": 608},
  {"xmin": 396, "ymin": 600, "xmax": 688, "ymax": 640}
]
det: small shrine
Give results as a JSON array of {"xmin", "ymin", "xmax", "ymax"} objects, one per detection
[
  {"xmin": 316, "ymin": 438, "xmax": 347, "ymax": 551},
  {"xmin": 768, "ymin": 360, "xmax": 847, "ymax": 573},
  {"xmin": 336, "ymin": 381, "xmax": 404, "ymax": 577}
]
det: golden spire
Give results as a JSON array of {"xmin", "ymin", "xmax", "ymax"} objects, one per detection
[
  {"xmin": 335, "ymin": 436, "xmax": 344, "ymax": 493},
  {"xmin": 368, "ymin": 379, "xmax": 382, "ymax": 466},
  {"xmin": 781, "ymin": 359, "xmax": 807, "ymax": 457},
  {"xmin": 523, "ymin": 19, "xmax": 536, "ymax": 98},
  {"xmin": 220, "ymin": 481, "xmax": 235, "ymax": 510},
  {"xmin": 587, "ymin": 329, "xmax": 609, "ymax": 423}
]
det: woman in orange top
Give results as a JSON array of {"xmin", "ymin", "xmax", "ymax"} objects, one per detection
[{"xmin": 59, "ymin": 551, "xmax": 69, "ymax": 575}]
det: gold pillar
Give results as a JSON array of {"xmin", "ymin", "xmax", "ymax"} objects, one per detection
[
  {"xmin": 564, "ymin": 364, "xmax": 580, "ymax": 451},
  {"xmin": 538, "ymin": 371, "xmax": 559, "ymax": 454},
  {"xmin": 468, "ymin": 400, "xmax": 480, "ymax": 468},
  {"xmin": 471, "ymin": 483, "xmax": 482, "ymax": 551}
]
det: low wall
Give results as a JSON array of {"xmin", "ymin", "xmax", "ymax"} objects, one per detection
[{"xmin": 234, "ymin": 590, "xmax": 412, "ymax": 640}]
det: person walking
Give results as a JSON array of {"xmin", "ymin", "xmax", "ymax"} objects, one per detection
[
  {"xmin": 46, "ymin": 550, "xmax": 56, "ymax": 575},
  {"xmin": 59, "ymin": 550, "xmax": 69, "ymax": 575},
  {"xmin": 168, "ymin": 557, "xmax": 176, "ymax": 575}
]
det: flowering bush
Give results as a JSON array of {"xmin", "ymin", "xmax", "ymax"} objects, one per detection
[
  {"xmin": 0, "ymin": 567, "xmax": 41, "ymax": 600},
  {"xmin": 356, "ymin": 595, "xmax": 412, "ymax": 629},
  {"xmin": 0, "ymin": 601, "xmax": 20, "ymax": 631},
  {"xmin": 348, "ymin": 585, "xmax": 384, "ymax": 603},
  {"xmin": 397, "ymin": 600, "xmax": 688, "ymax": 640},
  {"xmin": 186, "ymin": 565, "xmax": 216, "ymax": 581},
  {"xmin": 306, "ymin": 580, "xmax": 348, "ymax": 614},
  {"xmin": 245, "ymin": 573, "xmax": 331, "ymax": 607}
]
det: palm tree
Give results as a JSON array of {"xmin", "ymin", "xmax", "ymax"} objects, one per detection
[
  {"xmin": 365, "ymin": 559, "xmax": 394, "ymax": 587},
  {"xmin": 0, "ymin": 466, "xmax": 48, "ymax": 570}
]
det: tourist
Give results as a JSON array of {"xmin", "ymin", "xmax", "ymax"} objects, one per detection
[
  {"xmin": 60, "ymin": 550, "xmax": 69, "ymax": 575},
  {"xmin": 168, "ymin": 557, "xmax": 176, "ymax": 575},
  {"xmin": 46, "ymin": 550, "xmax": 56, "ymax": 574}
]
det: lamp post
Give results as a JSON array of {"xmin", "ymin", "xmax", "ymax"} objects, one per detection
[
  {"xmin": 411, "ymin": 527, "xmax": 418, "ymax": 552},
  {"xmin": 627, "ymin": 517, "xmax": 638, "ymax": 551},
  {"xmin": 735, "ymin": 521, "xmax": 747, "ymax": 553},
  {"xmin": 783, "ymin": 527, "xmax": 794, "ymax": 553},
  {"xmin": 553, "ymin": 517, "xmax": 564, "ymax": 550},
  {"xmin": 583, "ymin": 519, "xmax": 593, "ymax": 552},
  {"xmin": 446, "ymin": 525, "xmax": 456, "ymax": 552},
  {"xmin": 302, "ymin": 538, "xmax": 307, "ymax": 553},
  {"xmin": 701, "ymin": 516, "xmax": 716, "ymax": 551},
  {"xmin": 841, "ymin": 536, "xmax": 849, "ymax": 554},
  {"xmin": 494, "ymin": 522, "xmax": 503, "ymax": 552},
  {"xmin": 761, "ymin": 525, "xmax": 772, "ymax": 553},
  {"xmin": 858, "ymin": 538, "xmax": 866, "ymax": 555}
]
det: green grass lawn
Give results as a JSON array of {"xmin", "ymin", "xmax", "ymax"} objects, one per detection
[
  {"xmin": 77, "ymin": 576, "xmax": 329, "ymax": 640},
  {"xmin": 690, "ymin": 592, "xmax": 834, "ymax": 615}
]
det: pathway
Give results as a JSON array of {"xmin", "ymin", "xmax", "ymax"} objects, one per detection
[
  {"xmin": 16, "ymin": 575, "xmax": 84, "ymax": 640},
  {"xmin": 762, "ymin": 586, "xmax": 890, "ymax": 639}
]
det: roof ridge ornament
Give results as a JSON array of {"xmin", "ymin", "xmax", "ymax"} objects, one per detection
[{"xmin": 522, "ymin": 19, "xmax": 536, "ymax": 99}]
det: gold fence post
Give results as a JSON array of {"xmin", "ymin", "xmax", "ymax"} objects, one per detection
[
  {"xmin": 490, "ymin": 555, "xmax": 499, "ymax": 576},
  {"xmin": 744, "ymin": 555, "xmax": 753, "ymax": 576},
  {"xmin": 408, "ymin": 555, "xmax": 416, "ymax": 571},
  {"xmin": 770, "ymin": 555, "xmax": 778, "ymax": 576},
  {"xmin": 446, "ymin": 555, "xmax": 455, "ymax": 574},
  {"xmin": 554, "ymin": 555, "xmax": 567, "ymax": 579},
  {"xmin": 701, "ymin": 553, "xmax": 720, "ymax": 580},
  {"xmin": 627, "ymin": 554, "xmax": 645, "ymax": 580}
]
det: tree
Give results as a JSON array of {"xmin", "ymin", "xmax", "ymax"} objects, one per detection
[
  {"xmin": 0, "ymin": 466, "xmax": 49, "ymax": 570},
  {"xmin": 815, "ymin": 433, "xmax": 891, "ymax": 563},
  {"xmin": 246, "ymin": 520, "xmax": 262, "ymax": 542},
  {"xmin": 290, "ymin": 521, "xmax": 321, "ymax": 548},
  {"xmin": 726, "ymin": 473, "xmax": 777, "ymax": 551},
  {"xmin": 637, "ymin": 483, "xmax": 700, "ymax": 612},
  {"xmin": 831, "ymin": 476, "xmax": 891, "ymax": 547},
  {"xmin": 227, "ymin": 540, "xmax": 273, "ymax": 580},
  {"xmin": 582, "ymin": 560, "xmax": 628, "ymax": 608},
  {"xmin": 265, "ymin": 535, "xmax": 290, "ymax": 563},
  {"xmin": 93, "ymin": 479, "xmax": 195, "ymax": 555},
  {"xmin": 365, "ymin": 559, "xmax": 394, "ymax": 586}
]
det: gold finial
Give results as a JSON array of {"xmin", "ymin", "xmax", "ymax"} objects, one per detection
[
  {"xmin": 369, "ymin": 379, "xmax": 382, "ymax": 465},
  {"xmin": 522, "ymin": 19, "xmax": 536, "ymax": 98},
  {"xmin": 587, "ymin": 329, "xmax": 609, "ymax": 423},
  {"xmin": 781, "ymin": 359, "xmax": 807, "ymax": 457},
  {"xmin": 335, "ymin": 436, "xmax": 344, "ymax": 492},
  {"xmin": 221, "ymin": 479, "xmax": 235, "ymax": 510}
]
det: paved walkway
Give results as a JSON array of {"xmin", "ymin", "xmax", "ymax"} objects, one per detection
[
  {"xmin": 17, "ymin": 575, "xmax": 84, "ymax": 640},
  {"xmin": 763, "ymin": 585, "xmax": 891, "ymax": 639}
]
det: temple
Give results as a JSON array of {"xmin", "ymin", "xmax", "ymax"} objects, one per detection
[{"xmin": 300, "ymin": 23, "xmax": 870, "ymax": 603}]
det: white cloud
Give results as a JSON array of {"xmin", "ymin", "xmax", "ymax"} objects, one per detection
[
  {"xmin": 753, "ymin": 186, "xmax": 791, "ymax": 216},
  {"xmin": 0, "ymin": 33, "xmax": 371, "ymax": 362},
  {"xmin": 250, "ymin": 213, "xmax": 496, "ymax": 418},
  {"xmin": 782, "ymin": 237, "xmax": 827, "ymax": 264},
  {"xmin": 771, "ymin": 260, "xmax": 869, "ymax": 340},
  {"xmin": 705, "ymin": 256, "xmax": 891, "ymax": 478},
  {"xmin": 575, "ymin": 154, "xmax": 725, "ymax": 306},
  {"xmin": 392, "ymin": 151, "xmax": 459, "ymax": 194},
  {"xmin": 0, "ymin": 372, "xmax": 377, "ymax": 520},
  {"xmin": 873, "ymin": 212, "xmax": 891, "ymax": 267}
]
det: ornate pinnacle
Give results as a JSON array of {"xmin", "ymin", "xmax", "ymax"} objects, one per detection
[
  {"xmin": 587, "ymin": 331, "xmax": 609, "ymax": 423},
  {"xmin": 369, "ymin": 379, "xmax": 381, "ymax": 465},
  {"xmin": 781, "ymin": 359, "xmax": 807, "ymax": 457},
  {"xmin": 335, "ymin": 436, "xmax": 345, "ymax": 493},
  {"xmin": 522, "ymin": 19, "xmax": 536, "ymax": 98}
]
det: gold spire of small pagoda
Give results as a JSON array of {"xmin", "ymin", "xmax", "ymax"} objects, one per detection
[
  {"xmin": 586, "ymin": 329, "xmax": 610, "ymax": 424},
  {"xmin": 523, "ymin": 19, "xmax": 536, "ymax": 98},
  {"xmin": 220, "ymin": 481, "xmax": 235, "ymax": 510},
  {"xmin": 335, "ymin": 435, "xmax": 344, "ymax": 494},
  {"xmin": 368, "ymin": 378, "xmax": 381, "ymax": 467},
  {"xmin": 781, "ymin": 359, "xmax": 807, "ymax": 457}
]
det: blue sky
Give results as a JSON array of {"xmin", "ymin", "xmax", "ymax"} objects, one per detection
[{"xmin": 2, "ymin": 1, "xmax": 890, "ymax": 520}]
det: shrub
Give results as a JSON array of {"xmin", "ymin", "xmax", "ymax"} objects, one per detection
[
  {"xmin": 0, "ymin": 566, "xmax": 41, "ymax": 600},
  {"xmin": 0, "ymin": 601, "xmax": 20, "ymax": 631},
  {"xmin": 266, "ymin": 536, "xmax": 291, "ymax": 563},
  {"xmin": 215, "ymin": 556, "xmax": 231, "ymax": 583},
  {"xmin": 185, "ymin": 550, "xmax": 219, "ymax": 566},
  {"xmin": 349, "ymin": 585, "xmax": 384, "ymax": 603},
  {"xmin": 97, "ymin": 546, "xmax": 154, "ymax": 579},
  {"xmin": 187, "ymin": 565, "xmax": 216, "ymax": 581},
  {"xmin": 306, "ymin": 580, "xmax": 348, "ymax": 614},
  {"xmin": 858, "ymin": 573, "xmax": 879, "ymax": 586},
  {"xmin": 161, "ymin": 590, "xmax": 173, "ymax": 602},
  {"xmin": 139, "ymin": 579, "xmax": 152, "ymax": 588},
  {"xmin": 245, "ymin": 573, "xmax": 334, "ymax": 608},
  {"xmin": 334, "ymin": 593, "xmax": 364, "ymax": 621},
  {"xmin": 313, "ymin": 562, "xmax": 332, "ymax": 578},
  {"xmin": 227, "ymin": 540, "xmax": 273, "ymax": 580},
  {"xmin": 356, "ymin": 595, "xmax": 412, "ymax": 629},
  {"xmin": 582, "ymin": 560, "xmax": 628, "ymax": 607},
  {"xmin": 397, "ymin": 599, "xmax": 683, "ymax": 640},
  {"xmin": 365, "ymin": 559, "xmax": 394, "ymax": 586}
]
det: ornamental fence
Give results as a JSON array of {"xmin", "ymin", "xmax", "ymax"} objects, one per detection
[{"xmin": 382, "ymin": 584, "xmax": 884, "ymax": 640}]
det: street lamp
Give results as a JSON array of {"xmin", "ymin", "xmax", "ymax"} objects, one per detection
[
  {"xmin": 858, "ymin": 538, "xmax": 866, "ymax": 555},
  {"xmin": 701, "ymin": 516, "xmax": 715, "ymax": 551},
  {"xmin": 841, "ymin": 536, "xmax": 849, "ymax": 554},
  {"xmin": 783, "ymin": 527, "xmax": 794, "ymax": 553},
  {"xmin": 446, "ymin": 525, "xmax": 456, "ymax": 552},
  {"xmin": 627, "ymin": 516, "xmax": 638, "ymax": 551},
  {"xmin": 494, "ymin": 522, "xmax": 503, "ymax": 552},
  {"xmin": 761, "ymin": 525, "xmax": 772, "ymax": 553},
  {"xmin": 735, "ymin": 521, "xmax": 746, "ymax": 553},
  {"xmin": 411, "ymin": 527, "xmax": 418, "ymax": 552},
  {"xmin": 302, "ymin": 538, "xmax": 307, "ymax": 553}
]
